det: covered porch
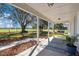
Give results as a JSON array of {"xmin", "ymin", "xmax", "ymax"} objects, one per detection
[{"xmin": 0, "ymin": 3, "xmax": 79, "ymax": 56}]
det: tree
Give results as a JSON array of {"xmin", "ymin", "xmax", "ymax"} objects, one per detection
[
  {"xmin": 54, "ymin": 23, "xmax": 63, "ymax": 30},
  {"xmin": 54, "ymin": 23, "xmax": 67, "ymax": 30},
  {"xmin": 0, "ymin": 3, "xmax": 33, "ymax": 33},
  {"xmin": 0, "ymin": 4, "xmax": 5, "ymax": 17},
  {"xmin": 12, "ymin": 8, "xmax": 32, "ymax": 33},
  {"xmin": 39, "ymin": 19, "xmax": 48, "ymax": 34}
]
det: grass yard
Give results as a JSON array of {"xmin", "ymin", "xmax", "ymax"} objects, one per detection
[
  {"xmin": 0, "ymin": 28, "xmax": 37, "ymax": 33},
  {"xmin": 0, "ymin": 28, "xmax": 37, "ymax": 40},
  {"xmin": 0, "ymin": 28, "xmax": 21, "ymax": 33},
  {"xmin": 0, "ymin": 28, "xmax": 69, "ymax": 40}
]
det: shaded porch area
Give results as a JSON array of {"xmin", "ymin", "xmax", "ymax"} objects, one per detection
[{"xmin": 37, "ymin": 37, "xmax": 69, "ymax": 56}]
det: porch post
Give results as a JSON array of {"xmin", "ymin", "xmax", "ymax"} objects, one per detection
[
  {"xmin": 74, "ymin": 12, "xmax": 79, "ymax": 52},
  {"xmin": 68, "ymin": 23, "xmax": 71, "ymax": 35},
  {"xmin": 70, "ymin": 19, "xmax": 75, "ymax": 36},
  {"xmin": 37, "ymin": 16, "xmax": 39, "ymax": 44},
  {"xmin": 48, "ymin": 21, "xmax": 49, "ymax": 44},
  {"xmin": 76, "ymin": 12, "xmax": 79, "ymax": 36},
  {"xmin": 76, "ymin": 11, "xmax": 79, "ymax": 52},
  {"xmin": 74, "ymin": 15, "xmax": 77, "ymax": 36}
]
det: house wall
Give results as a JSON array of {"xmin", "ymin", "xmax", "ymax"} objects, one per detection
[{"xmin": 74, "ymin": 11, "xmax": 79, "ymax": 52}]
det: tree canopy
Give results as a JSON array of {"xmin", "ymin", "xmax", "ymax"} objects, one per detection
[{"xmin": 54, "ymin": 23, "xmax": 67, "ymax": 30}]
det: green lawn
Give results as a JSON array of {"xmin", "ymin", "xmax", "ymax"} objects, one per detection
[
  {"xmin": 0, "ymin": 28, "xmax": 68, "ymax": 40},
  {"xmin": 0, "ymin": 28, "xmax": 37, "ymax": 33},
  {"xmin": 0, "ymin": 28, "xmax": 37, "ymax": 39},
  {"xmin": 0, "ymin": 28, "xmax": 21, "ymax": 33}
]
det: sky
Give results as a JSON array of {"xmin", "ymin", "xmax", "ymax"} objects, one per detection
[
  {"xmin": 0, "ymin": 17, "xmax": 21, "ymax": 28},
  {"xmin": 0, "ymin": 16, "xmax": 33, "ymax": 28},
  {"xmin": 0, "ymin": 3, "xmax": 20, "ymax": 28}
]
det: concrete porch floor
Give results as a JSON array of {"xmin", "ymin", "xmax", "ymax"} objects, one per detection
[{"xmin": 37, "ymin": 38, "xmax": 69, "ymax": 56}]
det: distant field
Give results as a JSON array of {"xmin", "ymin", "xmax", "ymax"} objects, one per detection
[
  {"xmin": 0, "ymin": 28, "xmax": 68, "ymax": 33},
  {"xmin": 0, "ymin": 28, "xmax": 21, "ymax": 33},
  {"xmin": 0, "ymin": 28, "xmax": 37, "ymax": 38},
  {"xmin": 0, "ymin": 28, "xmax": 37, "ymax": 33},
  {"xmin": 0, "ymin": 28, "xmax": 68, "ymax": 39}
]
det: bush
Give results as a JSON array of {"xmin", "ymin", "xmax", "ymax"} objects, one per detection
[{"xmin": 65, "ymin": 36, "xmax": 78, "ymax": 47}]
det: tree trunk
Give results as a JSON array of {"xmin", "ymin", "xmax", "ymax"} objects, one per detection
[
  {"xmin": 39, "ymin": 26, "xmax": 43, "ymax": 35},
  {"xmin": 21, "ymin": 25, "xmax": 27, "ymax": 33}
]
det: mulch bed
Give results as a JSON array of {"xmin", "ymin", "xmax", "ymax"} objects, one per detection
[
  {"xmin": 0, "ymin": 35, "xmax": 30, "ymax": 45},
  {"xmin": 0, "ymin": 39, "xmax": 16, "ymax": 44},
  {"xmin": 0, "ymin": 37, "xmax": 25, "ymax": 45},
  {"xmin": 0, "ymin": 40, "xmax": 37, "ymax": 56}
]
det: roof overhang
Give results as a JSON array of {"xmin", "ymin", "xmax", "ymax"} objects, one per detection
[{"xmin": 10, "ymin": 3, "xmax": 79, "ymax": 23}]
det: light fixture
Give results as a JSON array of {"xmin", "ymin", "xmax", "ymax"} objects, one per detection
[
  {"xmin": 47, "ymin": 3, "xmax": 54, "ymax": 7},
  {"xmin": 58, "ymin": 18, "xmax": 61, "ymax": 20}
]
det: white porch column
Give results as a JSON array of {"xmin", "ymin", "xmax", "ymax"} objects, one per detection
[
  {"xmin": 70, "ymin": 14, "xmax": 77, "ymax": 36},
  {"xmin": 70, "ymin": 19, "xmax": 75, "ymax": 36},
  {"xmin": 37, "ymin": 16, "xmax": 39, "ymax": 44},
  {"xmin": 74, "ymin": 12, "xmax": 79, "ymax": 52},
  {"xmin": 76, "ymin": 12, "xmax": 79, "ymax": 36},
  {"xmin": 48, "ymin": 21, "xmax": 50, "ymax": 44},
  {"xmin": 64, "ymin": 23, "xmax": 71, "ymax": 35},
  {"xmin": 48, "ymin": 21, "xmax": 49, "ymax": 38},
  {"xmin": 67, "ymin": 23, "xmax": 71, "ymax": 35}
]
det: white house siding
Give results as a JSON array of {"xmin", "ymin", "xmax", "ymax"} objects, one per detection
[{"xmin": 75, "ymin": 11, "xmax": 79, "ymax": 52}]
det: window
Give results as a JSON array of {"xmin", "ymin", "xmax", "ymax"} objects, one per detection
[
  {"xmin": 49, "ymin": 22, "xmax": 54, "ymax": 37},
  {"xmin": 39, "ymin": 18, "xmax": 48, "ymax": 39}
]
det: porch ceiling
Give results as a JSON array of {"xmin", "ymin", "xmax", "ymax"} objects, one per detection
[{"xmin": 12, "ymin": 3, "xmax": 79, "ymax": 23}]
